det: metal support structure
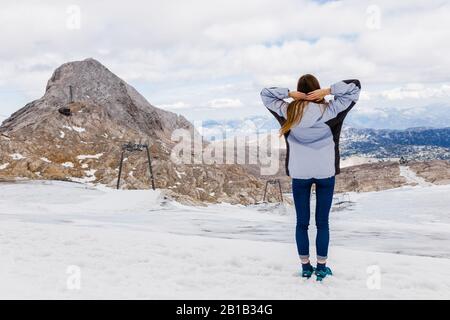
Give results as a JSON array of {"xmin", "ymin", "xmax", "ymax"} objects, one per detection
[
  {"xmin": 116, "ymin": 142, "xmax": 156, "ymax": 190},
  {"xmin": 116, "ymin": 150, "xmax": 125, "ymax": 189},
  {"xmin": 263, "ymin": 179, "xmax": 283, "ymax": 203},
  {"xmin": 399, "ymin": 156, "xmax": 408, "ymax": 165},
  {"xmin": 69, "ymin": 85, "xmax": 73, "ymax": 103},
  {"xmin": 145, "ymin": 145, "xmax": 156, "ymax": 190}
]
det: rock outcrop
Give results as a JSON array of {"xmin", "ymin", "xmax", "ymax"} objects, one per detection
[{"xmin": 408, "ymin": 160, "xmax": 450, "ymax": 185}]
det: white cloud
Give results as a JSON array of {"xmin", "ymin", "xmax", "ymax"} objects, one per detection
[
  {"xmin": 158, "ymin": 101, "xmax": 191, "ymax": 110},
  {"xmin": 358, "ymin": 91, "xmax": 371, "ymax": 101},
  {"xmin": 158, "ymin": 97, "xmax": 243, "ymax": 112},
  {"xmin": 0, "ymin": 0, "xmax": 449, "ymax": 123},
  {"xmin": 207, "ymin": 98, "xmax": 243, "ymax": 109},
  {"xmin": 380, "ymin": 84, "xmax": 450, "ymax": 101}
]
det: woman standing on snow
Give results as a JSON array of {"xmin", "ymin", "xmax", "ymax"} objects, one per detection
[{"xmin": 260, "ymin": 75, "xmax": 361, "ymax": 281}]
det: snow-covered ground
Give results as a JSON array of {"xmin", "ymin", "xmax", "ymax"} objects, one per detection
[
  {"xmin": 340, "ymin": 156, "xmax": 381, "ymax": 168},
  {"xmin": 0, "ymin": 179, "xmax": 449, "ymax": 299}
]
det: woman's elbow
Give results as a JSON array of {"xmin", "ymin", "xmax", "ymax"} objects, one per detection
[
  {"xmin": 260, "ymin": 88, "xmax": 270, "ymax": 97},
  {"xmin": 343, "ymin": 79, "xmax": 361, "ymax": 89}
]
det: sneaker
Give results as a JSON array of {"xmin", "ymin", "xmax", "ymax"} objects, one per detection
[
  {"xmin": 315, "ymin": 266, "xmax": 333, "ymax": 281},
  {"xmin": 301, "ymin": 266, "xmax": 315, "ymax": 279}
]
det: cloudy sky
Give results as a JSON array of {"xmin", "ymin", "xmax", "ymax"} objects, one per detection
[{"xmin": 1, "ymin": 0, "xmax": 449, "ymax": 122}]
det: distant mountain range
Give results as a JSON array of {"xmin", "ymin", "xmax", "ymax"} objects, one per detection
[
  {"xmin": 340, "ymin": 127, "xmax": 450, "ymax": 160},
  {"xmin": 200, "ymin": 116, "xmax": 450, "ymax": 161},
  {"xmin": 346, "ymin": 104, "xmax": 450, "ymax": 129},
  {"xmin": 202, "ymin": 102, "xmax": 450, "ymax": 139}
]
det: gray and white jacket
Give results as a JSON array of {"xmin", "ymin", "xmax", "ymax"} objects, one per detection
[{"xmin": 260, "ymin": 80, "xmax": 361, "ymax": 179}]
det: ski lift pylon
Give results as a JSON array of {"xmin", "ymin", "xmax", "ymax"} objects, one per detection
[
  {"xmin": 262, "ymin": 179, "xmax": 283, "ymax": 203},
  {"xmin": 117, "ymin": 142, "xmax": 156, "ymax": 190}
]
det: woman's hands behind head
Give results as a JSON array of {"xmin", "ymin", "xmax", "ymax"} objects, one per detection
[
  {"xmin": 288, "ymin": 91, "xmax": 308, "ymax": 100},
  {"xmin": 289, "ymin": 88, "xmax": 331, "ymax": 103},
  {"xmin": 306, "ymin": 88, "xmax": 331, "ymax": 102}
]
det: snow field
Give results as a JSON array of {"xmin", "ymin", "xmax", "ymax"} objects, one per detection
[{"xmin": 0, "ymin": 180, "xmax": 449, "ymax": 299}]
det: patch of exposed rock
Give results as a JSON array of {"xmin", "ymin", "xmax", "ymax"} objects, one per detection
[
  {"xmin": 335, "ymin": 161, "xmax": 406, "ymax": 192},
  {"xmin": 407, "ymin": 160, "xmax": 450, "ymax": 185}
]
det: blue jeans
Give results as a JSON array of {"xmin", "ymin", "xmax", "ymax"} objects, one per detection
[{"xmin": 292, "ymin": 176, "xmax": 335, "ymax": 261}]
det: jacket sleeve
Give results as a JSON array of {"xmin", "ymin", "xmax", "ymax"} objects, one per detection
[
  {"xmin": 320, "ymin": 79, "xmax": 361, "ymax": 122},
  {"xmin": 260, "ymin": 87, "xmax": 289, "ymax": 118}
]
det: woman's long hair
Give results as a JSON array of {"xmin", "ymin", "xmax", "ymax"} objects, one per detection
[{"xmin": 280, "ymin": 74, "xmax": 327, "ymax": 136}]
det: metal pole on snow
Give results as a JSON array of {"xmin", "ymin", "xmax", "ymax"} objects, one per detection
[
  {"xmin": 116, "ymin": 150, "xmax": 125, "ymax": 189},
  {"xmin": 145, "ymin": 145, "xmax": 156, "ymax": 190},
  {"xmin": 116, "ymin": 142, "xmax": 156, "ymax": 190},
  {"xmin": 263, "ymin": 179, "xmax": 283, "ymax": 203}
]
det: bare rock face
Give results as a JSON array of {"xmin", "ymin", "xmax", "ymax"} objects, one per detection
[
  {"xmin": 335, "ymin": 161, "xmax": 406, "ymax": 192},
  {"xmin": 0, "ymin": 58, "xmax": 263, "ymax": 204},
  {"xmin": 408, "ymin": 160, "xmax": 450, "ymax": 185}
]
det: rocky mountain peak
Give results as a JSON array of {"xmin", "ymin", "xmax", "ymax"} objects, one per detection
[
  {"xmin": 2, "ymin": 58, "xmax": 193, "ymax": 139},
  {"xmin": 46, "ymin": 58, "xmax": 125, "ymax": 99},
  {"xmin": 0, "ymin": 58, "xmax": 265, "ymax": 205}
]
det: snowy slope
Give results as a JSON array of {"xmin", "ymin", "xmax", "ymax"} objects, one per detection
[{"xmin": 0, "ymin": 180, "xmax": 449, "ymax": 299}]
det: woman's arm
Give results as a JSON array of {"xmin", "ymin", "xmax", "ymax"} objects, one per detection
[
  {"xmin": 260, "ymin": 87, "xmax": 289, "ymax": 118},
  {"xmin": 260, "ymin": 87, "xmax": 307, "ymax": 118},
  {"xmin": 308, "ymin": 80, "xmax": 361, "ymax": 122}
]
